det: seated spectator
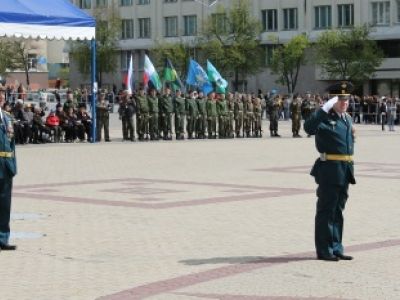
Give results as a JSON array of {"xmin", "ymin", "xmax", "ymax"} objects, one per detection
[
  {"xmin": 32, "ymin": 107, "xmax": 50, "ymax": 144},
  {"xmin": 76, "ymin": 105, "xmax": 92, "ymax": 142},
  {"xmin": 45, "ymin": 110, "xmax": 61, "ymax": 143},
  {"xmin": 64, "ymin": 107, "xmax": 78, "ymax": 143}
]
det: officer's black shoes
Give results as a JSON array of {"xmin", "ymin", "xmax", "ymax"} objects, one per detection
[
  {"xmin": 334, "ymin": 253, "xmax": 353, "ymax": 260},
  {"xmin": 317, "ymin": 255, "xmax": 339, "ymax": 261},
  {"xmin": 0, "ymin": 244, "xmax": 17, "ymax": 251}
]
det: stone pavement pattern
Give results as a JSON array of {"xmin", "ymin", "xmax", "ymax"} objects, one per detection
[{"xmin": 1, "ymin": 116, "xmax": 399, "ymax": 300}]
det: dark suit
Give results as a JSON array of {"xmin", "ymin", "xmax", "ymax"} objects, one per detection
[
  {"xmin": 0, "ymin": 112, "xmax": 17, "ymax": 245},
  {"xmin": 304, "ymin": 108, "xmax": 355, "ymax": 258}
]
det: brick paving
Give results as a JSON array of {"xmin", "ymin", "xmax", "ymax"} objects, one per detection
[{"xmin": 1, "ymin": 115, "xmax": 399, "ymax": 300}]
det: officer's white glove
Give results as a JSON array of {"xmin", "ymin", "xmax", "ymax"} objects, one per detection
[{"xmin": 322, "ymin": 96, "xmax": 338, "ymax": 113}]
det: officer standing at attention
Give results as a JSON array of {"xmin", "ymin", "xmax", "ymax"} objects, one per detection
[
  {"xmin": 290, "ymin": 94, "xmax": 303, "ymax": 138},
  {"xmin": 159, "ymin": 86, "xmax": 174, "ymax": 140},
  {"xmin": 96, "ymin": 93, "xmax": 111, "ymax": 142},
  {"xmin": 147, "ymin": 88, "xmax": 160, "ymax": 140},
  {"xmin": 0, "ymin": 89, "xmax": 17, "ymax": 251},
  {"xmin": 118, "ymin": 90, "xmax": 136, "ymax": 142},
  {"xmin": 174, "ymin": 89, "xmax": 186, "ymax": 140},
  {"xmin": 304, "ymin": 82, "xmax": 356, "ymax": 262},
  {"xmin": 135, "ymin": 86, "xmax": 150, "ymax": 141}
]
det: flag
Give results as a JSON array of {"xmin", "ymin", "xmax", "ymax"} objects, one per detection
[
  {"xmin": 125, "ymin": 54, "xmax": 134, "ymax": 94},
  {"xmin": 207, "ymin": 60, "xmax": 228, "ymax": 94},
  {"xmin": 186, "ymin": 58, "xmax": 213, "ymax": 95},
  {"xmin": 143, "ymin": 54, "xmax": 162, "ymax": 91},
  {"xmin": 162, "ymin": 58, "xmax": 183, "ymax": 91}
]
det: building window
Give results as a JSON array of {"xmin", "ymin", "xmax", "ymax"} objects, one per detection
[
  {"xmin": 120, "ymin": 0, "xmax": 132, "ymax": 6},
  {"xmin": 283, "ymin": 8, "xmax": 298, "ymax": 30},
  {"xmin": 138, "ymin": 18, "xmax": 151, "ymax": 38},
  {"xmin": 261, "ymin": 9, "xmax": 278, "ymax": 31},
  {"xmin": 372, "ymin": 1, "xmax": 390, "ymax": 25},
  {"xmin": 165, "ymin": 16, "xmax": 178, "ymax": 37},
  {"xmin": 314, "ymin": 5, "xmax": 331, "ymax": 29},
  {"xmin": 96, "ymin": 0, "xmax": 107, "ymax": 8},
  {"xmin": 28, "ymin": 54, "xmax": 38, "ymax": 71},
  {"xmin": 164, "ymin": 0, "xmax": 177, "ymax": 3},
  {"xmin": 211, "ymin": 13, "xmax": 228, "ymax": 33},
  {"xmin": 137, "ymin": 0, "xmax": 149, "ymax": 4},
  {"xmin": 79, "ymin": 0, "xmax": 91, "ymax": 9},
  {"xmin": 121, "ymin": 50, "xmax": 134, "ymax": 71},
  {"xmin": 183, "ymin": 15, "xmax": 197, "ymax": 36},
  {"xmin": 338, "ymin": 4, "xmax": 354, "ymax": 27},
  {"xmin": 121, "ymin": 19, "xmax": 134, "ymax": 39}
]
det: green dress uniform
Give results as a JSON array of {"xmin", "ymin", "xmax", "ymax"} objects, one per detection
[
  {"xmin": 0, "ymin": 111, "xmax": 17, "ymax": 247},
  {"xmin": 186, "ymin": 97, "xmax": 198, "ymax": 139},
  {"xmin": 136, "ymin": 95, "xmax": 150, "ymax": 141},
  {"xmin": 216, "ymin": 99, "xmax": 228, "ymax": 138},
  {"xmin": 206, "ymin": 98, "xmax": 217, "ymax": 138},
  {"xmin": 196, "ymin": 97, "xmax": 207, "ymax": 139},
  {"xmin": 174, "ymin": 96, "xmax": 186, "ymax": 140},
  {"xmin": 290, "ymin": 98, "xmax": 303, "ymax": 137},
  {"xmin": 159, "ymin": 94, "xmax": 174, "ymax": 140},
  {"xmin": 147, "ymin": 95, "xmax": 159, "ymax": 140},
  {"xmin": 234, "ymin": 99, "xmax": 244, "ymax": 137},
  {"xmin": 304, "ymin": 108, "xmax": 356, "ymax": 260}
]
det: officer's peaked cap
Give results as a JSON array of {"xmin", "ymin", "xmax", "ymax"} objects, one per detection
[{"xmin": 326, "ymin": 81, "xmax": 354, "ymax": 96}]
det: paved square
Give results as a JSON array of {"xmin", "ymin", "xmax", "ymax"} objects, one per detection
[{"xmin": 1, "ymin": 118, "xmax": 399, "ymax": 300}]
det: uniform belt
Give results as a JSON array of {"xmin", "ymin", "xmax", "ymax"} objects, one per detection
[
  {"xmin": 320, "ymin": 153, "xmax": 353, "ymax": 162},
  {"xmin": 0, "ymin": 151, "xmax": 13, "ymax": 158}
]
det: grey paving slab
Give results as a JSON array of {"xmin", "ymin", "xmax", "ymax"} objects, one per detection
[{"xmin": 0, "ymin": 114, "xmax": 399, "ymax": 300}]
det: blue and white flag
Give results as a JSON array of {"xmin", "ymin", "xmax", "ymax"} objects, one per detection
[{"xmin": 186, "ymin": 59, "xmax": 213, "ymax": 95}]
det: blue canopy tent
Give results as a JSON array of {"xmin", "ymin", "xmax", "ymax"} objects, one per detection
[{"xmin": 0, "ymin": 0, "xmax": 98, "ymax": 142}]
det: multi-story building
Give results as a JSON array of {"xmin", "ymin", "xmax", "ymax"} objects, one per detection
[{"xmin": 71, "ymin": 0, "xmax": 400, "ymax": 96}]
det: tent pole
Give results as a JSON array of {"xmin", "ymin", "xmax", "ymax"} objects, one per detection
[{"xmin": 91, "ymin": 38, "xmax": 97, "ymax": 143}]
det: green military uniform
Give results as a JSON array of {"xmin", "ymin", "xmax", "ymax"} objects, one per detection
[
  {"xmin": 206, "ymin": 97, "xmax": 217, "ymax": 139},
  {"xmin": 244, "ymin": 98, "xmax": 253, "ymax": 137},
  {"xmin": 216, "ymin": 97, "xmax": 228, "ymax": 138},
  {"xmin": 304, "ymin": 82, "xmax": 356, "ymax": 261},
  {"xmin": 136, "ymin": 94, "xmax": 149, "ymax": 141},
  {"xmin": 96, "ymin": 98, "xmax": 110, "ymax": 142},
  {"xmin": 226, "ymin": 97, "xmax": 235, "ymax": 138},
  {"xmin": 268, "ymin": 97, "xmax": 281, "ymax": 137},
  {"xmin": 159, "ymin": 93, "xmax": 174, "ymax": 140},
  {"xmin": 290, "ymin": 97, "xmax": 303, "ymax": 137},
  {"xmin": 253, "ymin": 97, "xmax": 262, "ymax": 137},
  {"xmin": 196, "ymin": 96, "xmax": 207, "ymax": 139},
  {"xmin": 147, "ymin": 94, "xmax": 159, "ymax": 140},
  {"xmin": 0, "ymin": 110, "xmax": 17, "ymax": 248},
  {"xmin": 234, "ymin": 97, "xmax": 244, "ymax": 137},
  {"xmin": 174, "ymin": 95, "xmax": 186, "ymax": 140},
  {"xmin": 186, "ymin": 96, "xmax": 198, "ymax": 139}
]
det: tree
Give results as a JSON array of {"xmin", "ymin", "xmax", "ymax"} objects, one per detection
[
  {"xmin": 201, "ymin": 0, "xmax": 263, "ymax": 91},
  {"xmin": 149, "ymin": 41, "xmax": 194, "ymax": 81},
  {"xmin": 269, "ymin": 34, "xmax": 309, "ymax": 94},
  {"xmin": 69, "ymin": 4, "xmax": 121, "ymax": 87},
  {"xmin": 315, "ymin": 25, "xmax": 384, "ymax": 84},
  {"xmin": 0, "ymin": 39, "xmax": 14, "ymax": 77}
]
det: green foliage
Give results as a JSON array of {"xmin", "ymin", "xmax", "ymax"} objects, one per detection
[
  {"xmin": 0, "ymin": 39, "xmax": 15, "ymax": 77},
  {"xmin": 269, "ymin": 34, "xmax": 309, "ymax": 94},
  {"xmin": 69, "ymin": 7, "xmax": 121, "ymax": 86},
  {"xmin": 200, "ymin": 0, "xmax": 263, "ymax": 90},
  {"xmin": 315, "ymin": 25, "xmax": 384, "ymax": 83},
  {"xmin": 150, "ymin": 42, "xmax": 194, "ymax": 78}
]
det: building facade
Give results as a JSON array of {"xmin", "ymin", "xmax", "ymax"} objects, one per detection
[{"xmin": 71, "ymin": 0, "xmax": 400, "ymax": 96}]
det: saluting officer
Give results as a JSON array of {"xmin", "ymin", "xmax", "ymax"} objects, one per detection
[
  {"xmin": 0, "ymin": 89, "xmax": 17, "ymax": 251},
  {"xmin": 304, "ymin": 82, "xmax": 356, "ymax": 261}
]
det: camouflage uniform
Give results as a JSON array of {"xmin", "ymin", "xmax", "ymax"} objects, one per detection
[
  {"xmin": 268, "ymin": 96, "xmax": 281, "ymax": 137},
  {"xmin": 206, "ymin": 94, "xmax": 217, "ymax": 139},
  {"xmin": 244, "ymin": 96, "xmax": 254, "ymax": 137},
  {"xmin": 136, "ymin": 93, "xmax": 149, "ymax": 141},
  {"xmin": 159, "ymin": 93, "xmax": 174, "ymax": 140},
  {"xmin": 226, "ymin": 94, "xmax": 235, "ymax": 138},
  {"xmin": 147, "ymin": 92, "xmax": 159, "ymax": 140},
  {"xmin": 174, "ymin": 93, "xmax": 186, "ymax": 140},
  {"xmin": 253, "ymin": 97, "xmax": 262, "ymax": 137},
  {"xmin": 234, "ymin": 96, "xmax": 244, "ymax": 137},
  {"xmin": 196, "ymin": 95, "xmax": 207, "ymax": 139},
  {"xmin": 96, "ymin": 96, "xmax": 110, "ymax": 142},
  {"xmin": 216, "ymin": 95, "xmax": 228, "ymax": 138},
  {"xmin": 186, "ymin": 95, "xmax": 198, "ymax": 139}
]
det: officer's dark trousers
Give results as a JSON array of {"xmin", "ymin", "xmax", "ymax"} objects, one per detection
[
  {"xmin": 315, "ymin": 184, "xmax": 348, "ymax": 257},
  {"xmin": 0, "ymin": 176, "xmax": 12, "ymax": 245}
]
